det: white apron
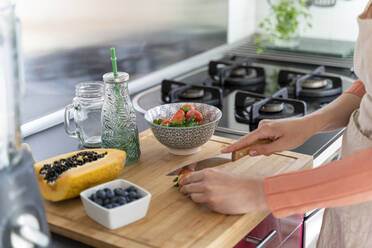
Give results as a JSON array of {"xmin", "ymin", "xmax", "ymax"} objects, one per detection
[{"xmin": 317, "ymin": 1, "xmax": 372, "ymax": 247}]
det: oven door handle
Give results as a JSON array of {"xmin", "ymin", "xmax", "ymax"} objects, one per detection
[{"xmin": 245, "ymin": 230, "xmax": 277, "ymax": 248}]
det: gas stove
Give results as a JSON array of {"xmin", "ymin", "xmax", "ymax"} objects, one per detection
[{"xmin": 133, "ymin": 55, "xmax": 354, "ymax": 163}]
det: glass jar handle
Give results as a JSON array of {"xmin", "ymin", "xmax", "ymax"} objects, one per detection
[{"xmin": 64, "ymin": 104, "xmax": 78, "ymax": 138}]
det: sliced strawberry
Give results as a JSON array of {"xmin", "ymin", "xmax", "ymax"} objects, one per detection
[
  {"xmin": 169, "ymin": 110, "xmax": 185, "ymax": 123},
  {"xmin": 177, "ymin": 168, "xmax": 193, "ymax": 187},
  {"xmin": 185, "ymin": 109, "xmax": 203, "ymax": 122},
  {"xmin": 161, "ymin": 120, "xmax": 170, "ymax": 126}
]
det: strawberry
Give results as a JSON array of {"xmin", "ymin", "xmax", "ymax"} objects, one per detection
[
  {"xmin": 174, "ymin": 168, "xmax": 193, "ymax": 187},
  {"xmin": 169, "ymin": 110, "xmax": 185, "ymax": 123},
  {"xmin": 180, "ymin": 104, "xmax": 195, "ymax": 113},
  {"xmin": 185, "ymin": 109, "xmax": 203, "ymax": 122},
  {"xmin": 160, "ymin": 120, "xmax": 170, "ymax": 126}
]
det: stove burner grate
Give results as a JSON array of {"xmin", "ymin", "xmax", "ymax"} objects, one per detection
[
  {"xmin": 235, "ymin": 89, "xmax": 307, "ymax": 129},
  {"xmin": 208, "ymin": 58, "xmax": 266, "ymax": 90},
  {"xmin": 161, "ymin": 80, "xmax": 223, "ymax": 108},
  {"xmin": 278, "ymin": 66, "xmax": 342, "ymax": 101}
]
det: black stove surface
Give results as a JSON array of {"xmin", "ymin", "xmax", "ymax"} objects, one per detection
[{"xmin": 133, "ymin": 56, "xmax": 355, "ymax": 157}]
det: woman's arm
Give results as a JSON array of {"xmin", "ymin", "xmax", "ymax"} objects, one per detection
[
  {"xmin": 311, "ymin": 79, "xmax": 365, "ymax": 132},
  {"xmin": 265, "ymin": 147, "xmax": 372, "ymax": 218},
  {"xmin": 180, "ymin": 147, "xmax": 372, "ymax": 217},
  {"xmin": 222, "ymin": 80, "xmax": 364, "ymax": 156}
]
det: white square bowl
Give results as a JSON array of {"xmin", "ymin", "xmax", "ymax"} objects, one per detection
[{"xmin": 80, "ymin": 179, "xmax": 151, "ymax": 230}]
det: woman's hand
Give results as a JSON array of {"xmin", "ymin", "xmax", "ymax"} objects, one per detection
[
  {"xmin": 222, "ymin": 117, "xmax": 316, "ymax": 156},
  {"xmin": 179, "ymin": 168, "xmax": 269, "ymax": 215}
]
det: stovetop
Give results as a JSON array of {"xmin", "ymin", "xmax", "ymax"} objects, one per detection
[{"xmin": 133, "ymin": 56, "xmax": 355, "ymax": 158}]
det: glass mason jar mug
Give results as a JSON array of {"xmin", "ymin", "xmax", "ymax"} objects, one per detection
[{"xmin": 64, "ymin": 82, "xmax": 104, "ymax": 147}]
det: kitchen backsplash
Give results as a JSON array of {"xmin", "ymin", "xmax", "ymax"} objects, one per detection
[
  {"xmin": 17, "ymin": 0, "xmax": 227, "ymax": 56},
  {"xmin": 17, "ymin": 0, "xmax": 228, "ymax": 123}
]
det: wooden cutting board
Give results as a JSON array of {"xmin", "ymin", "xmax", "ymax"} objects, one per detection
[{"xmin": 44, "ymin": 129, "xmax": 313, "ymax": 248}]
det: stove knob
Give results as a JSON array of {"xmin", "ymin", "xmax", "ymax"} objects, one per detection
[{"xmin": 10, "ymin": 213, "xmax": 50, "ymax": 248}]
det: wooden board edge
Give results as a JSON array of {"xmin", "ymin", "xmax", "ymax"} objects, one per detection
[
  {"xmin": 47, "ymin": 214, "xmax": 155, "ymax": 248},
  {"xmin": 190, "ymin": 211, "xmax": 270, "ymax": 248},
  {"xmin": 139, "ymin": 128, "xmax": 154, "ymax": 138},
  {"xmin": 209, "ymin": 135, "xmax": 236, "ymax": 145}
]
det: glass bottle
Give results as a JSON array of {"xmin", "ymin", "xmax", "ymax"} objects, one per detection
[
  {"xmin": 0, "ymin": 2, "xmax": 22, "ymax": 169},
  {"xmin": 101, "ymin": 72, "xmax": 141, "ymax": 165}
]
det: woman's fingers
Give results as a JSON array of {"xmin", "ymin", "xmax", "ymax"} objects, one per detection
[
  {"xmin": 190, "ymin": 193, "xmax": 207, "ymax": 203},
  {"xmin": 179, "ymin": 170, "xmax": 204, "ymax": 185},
  {"xmin": 221, "ymin": 130, "xmax": 265, "ymax": 153},
  {"xmin": 180, "ymin": 182, "xmax": 205, "ymax": 194}
]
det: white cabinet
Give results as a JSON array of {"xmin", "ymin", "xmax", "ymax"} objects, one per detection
[{"xmin": 304, "ymin": 209, "xmax": 325, "ymax": 248}]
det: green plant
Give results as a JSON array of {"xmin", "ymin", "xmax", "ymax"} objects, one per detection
[{"xmin": 255, "ymin": 0, "xmax": 312, "ymax": 53}]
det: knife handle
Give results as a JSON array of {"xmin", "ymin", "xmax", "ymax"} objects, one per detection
[{"xmin": 231, "ymin": 139, "xmax": 272, "ymax": 161}]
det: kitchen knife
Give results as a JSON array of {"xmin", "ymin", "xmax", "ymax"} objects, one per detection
[{"xmin": 166, "ymin": 139, "xmax": 271, "ymax": 176}]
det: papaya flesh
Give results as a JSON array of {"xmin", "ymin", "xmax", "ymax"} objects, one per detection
[{"xmin": 34, "ymin": 149, "xmax": 126, "ymax": 202}]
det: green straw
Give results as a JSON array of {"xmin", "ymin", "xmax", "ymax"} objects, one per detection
[
  {"xmin": 110, "ymin": 47, "xmax": 121, "ymax": 97},
  {"xmin": 110, "ymin": 47, "xmax": 118, "ymax": 78}
]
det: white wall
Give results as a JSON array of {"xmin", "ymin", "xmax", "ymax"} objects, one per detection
[
  {"xmin": 228, "ymin": 0, "xmax": 369, "ymax": 43},
  {"xmin": 228, "ymin": 0, "xmax": 256, "ymax": 43},
  {"xmin": 255, "ymin": 0, "xmax": 369, "ymax": 41},
  {"xmin": 16, "ymin": 0, "xmax": 227, "ymax": 56}
]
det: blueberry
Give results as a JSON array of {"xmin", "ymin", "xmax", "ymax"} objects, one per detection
[
  {"xmin": 105, "ymin": 204, "xmax": 113, "ymax": 209},
  {"xmin": 118, "ymin": 197, "xmax": 127, "ymax": 205},
  {"xmin": 106, "ymin": 189, "xmax": 114, "ymax": 198},
  {"xmin": 126, "ymin": 196, "xmax": 132, "ymax": 203},
  {"xmin": 89, "ymin": 193, "xmax": 97, "ymax": 201},
  {"xmin": 112, "ymin": 203, "xmax": 119, "ymax": 208},
  {"xmin": 96, "ymin": 190, "xmax": 106, "ymax": 199},
  {"xmin": 111, "ymin": 196, "xmax": 120, "ymax": 203},
  {"xmin": 95, "ymin": 198, "xmax": 103, "ymax": 206},
  {"xmin": 114, "ymin": 188, "xmax": 123, "ymax": 196},
  {"xmin": 129, "ymin": 191, "xmax": 137, "ymax": 199},
  {"xmin": 134, "ymin": 195, "xmax": 141, "ymax": 200},
  {"xmin": 103, "ymin": 188, "xmax": 111, "ymax": 192},
  {"xmin": 127, "ymin": 186, "xmax": 137, "ymax": 193},
  {"xmin": 103, "ymin": 198, "xmax": 111, "ymax": 205}
]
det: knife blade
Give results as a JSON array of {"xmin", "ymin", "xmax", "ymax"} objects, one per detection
[{"xmin": 166, "ymin": 139, "xmax": 271, "ymax": 176}]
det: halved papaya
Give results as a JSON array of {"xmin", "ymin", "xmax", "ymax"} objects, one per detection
[{"xmin": 34, "ymin": 149, "xmax": 126, "ymax": 202}]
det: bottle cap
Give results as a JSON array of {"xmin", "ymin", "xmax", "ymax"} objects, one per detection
[{"xmin": 103, "ymin": 72, "xmax": 129, "ymax": 84}]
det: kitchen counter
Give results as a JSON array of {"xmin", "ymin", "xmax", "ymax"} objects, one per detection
[
  {"xmin": 25, "ymin": 111, "xmax": 313, "ymax": 247},
  {"xmin": 25, "ymin": 106, "xmax": 332, "ymax": 247},
  {"xmin": 39, "ymin": 129, "xmax": 312, "ymax": 248}
]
